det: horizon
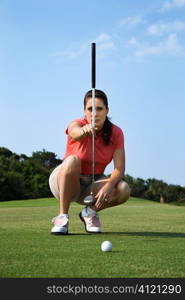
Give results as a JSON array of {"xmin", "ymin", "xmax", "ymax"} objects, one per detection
[{"xmin": 1, "ymin": 145, "xmax": 184, "ymax": 188}]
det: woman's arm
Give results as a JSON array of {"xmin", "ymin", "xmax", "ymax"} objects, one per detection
[
  {"xmin": 94, "ymin": 148, "xmax": 125, "ymax": 206},
  {"xmin": 68, "ymin": 121, "xmax": 95, "ymax": 141},
  {"xmin": 68, "ymin": 122, "xmax": 84, "ymax": 141},
  {"xmin": 108, "ymin": 148, "xmax": 125, "ymax": 187}
]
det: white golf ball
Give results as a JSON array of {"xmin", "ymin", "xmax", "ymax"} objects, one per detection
[{"xmin": 101, "ymin": 241, "xmax": 112, "ymax": 252}]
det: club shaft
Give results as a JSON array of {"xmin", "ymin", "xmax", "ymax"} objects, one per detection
[
  {"xmin": 91, "ymin": 43, "xmax": 96, "ymax": 192},
  {"xmin": 92, "ymin": 88, "xmax": 95, "ymax": 185},
  {"xmin": 91, "ymin": 43, "xmax": 96, "ymax": 88},
  {"xmin": 84, "ymin": 43, "xmax": 96, "ymax": 203}
]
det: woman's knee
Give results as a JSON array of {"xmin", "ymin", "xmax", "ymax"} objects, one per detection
[
  {"xmin": 61, "ymin": 155, "xmax": 81, "ymax": 174},
  {"xmin": 116, "ymin": 181, "xmax": 130, "ymax": 204}
]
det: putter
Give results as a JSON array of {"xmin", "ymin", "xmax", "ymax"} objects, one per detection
[{"xmin": 83, "ymin": 42, "xmax": 96, "ymax": 205}]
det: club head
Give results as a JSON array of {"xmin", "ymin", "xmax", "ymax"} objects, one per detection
[{"xmin": 83, "ymin": 194, "xmax": 94, "ymax": 204}]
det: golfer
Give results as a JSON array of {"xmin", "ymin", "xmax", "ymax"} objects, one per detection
[{"xmin": 49, "ymin": 89, "xmax": 130, "ymax": 234}]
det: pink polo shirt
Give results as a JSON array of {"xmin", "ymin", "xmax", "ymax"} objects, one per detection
[{"xmin": 63, "ymin": 118, "xmax": 124, "ymax": 175}]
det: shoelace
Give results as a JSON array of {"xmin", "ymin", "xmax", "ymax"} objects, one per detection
[
  {"xmin": 52, "ymin": 217, "xmax": 57, "ymax": 223},
  {"xmin": 86, "ymin": 214, "xmax": 99, "ymax": 226},
  {"xmin": 52, "ymin": 215, "xmax": 68, "ymax": 225}
]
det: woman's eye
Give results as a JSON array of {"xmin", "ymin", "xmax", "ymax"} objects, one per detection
[{"xmin": 87, "ymin": 107, "xmax": 103, "ymax": 112}]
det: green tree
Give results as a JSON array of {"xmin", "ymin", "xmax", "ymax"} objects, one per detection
[
  {"xmin": 20, "ymin": 159, "xmax": 52, "ymax": 199},
  {"xmin": 0, "ymin": 170, "xmax": 25, "ymax": 201},
  {"xmin": 31, "ymin": 149, "xmax": 62, "ymax": 170},
  {"xmin": 132, "ymin": 177, "xmax": 148, "ymax": 197},
  {"xmin": 144, "ymin": 178, "xmax": 168, "ymax": 202},
  {"xmin": 0, "ymin": 147, "xmax": 13, "ymax": 158}
]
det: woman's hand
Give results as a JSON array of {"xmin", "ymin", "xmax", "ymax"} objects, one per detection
[
  {"xmin": 81, "ymin": 124, "xmax": 97, "ymax": 137},
  {"xmin": 94, "ymin": 182, "xmax": 114, "ymax": 209}
]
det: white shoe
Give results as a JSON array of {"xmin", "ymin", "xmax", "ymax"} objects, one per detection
[
  {"xmin": 51, "ymin": 214, "xmax": 69, "ymax": 235},
  {"xmin": 79, "ymin": 207, "xmax": 101, "ymax": 233}
]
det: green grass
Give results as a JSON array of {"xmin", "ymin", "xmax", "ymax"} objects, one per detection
[{"xmin": 0, "ymin": 197, "xmax": 185, "ymax": 278}]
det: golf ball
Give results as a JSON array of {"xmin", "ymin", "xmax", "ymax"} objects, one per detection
[{"xmin": 101, "ymin": 241, "xmax": 112, "ymax": 252}]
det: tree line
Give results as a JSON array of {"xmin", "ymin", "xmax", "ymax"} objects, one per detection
[
  {"xmin": 0, "ymin": 147, "xmax": 61, "ymax": 201},
  {"xmin": 123, "ymin": 174, "xmax": 185, "ymax": 204},
  {"xmin": 0, "ymin": 147, "xmax": 185, "ymax": 203}
]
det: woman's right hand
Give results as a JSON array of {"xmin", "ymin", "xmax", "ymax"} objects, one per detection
[{"xmin": 81, "ymin": 124, "xmax": 97, "ymax": 137}]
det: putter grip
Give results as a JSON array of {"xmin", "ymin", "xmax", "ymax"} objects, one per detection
[{"xmin": 91, "ymin": 43, "xmax": 96, "ymax": 88}]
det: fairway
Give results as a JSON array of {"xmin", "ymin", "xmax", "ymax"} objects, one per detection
[{"xmin": 0, "ymin": 197, "xmax": 185, "ymax": 278}]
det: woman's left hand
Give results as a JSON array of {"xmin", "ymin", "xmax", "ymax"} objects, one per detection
[{"xmin": 94, "ymin": 182, "xmax": 114, "ymax": 209}]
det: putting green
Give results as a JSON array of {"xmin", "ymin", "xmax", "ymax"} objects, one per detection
[{"xmin": 0, "ymin": 197, "xmax": 185, "ymax": 277}]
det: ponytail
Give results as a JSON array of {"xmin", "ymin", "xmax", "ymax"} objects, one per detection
[{"xmin": 102, "ymin": 116, "xmax": 113, "ymax": 145}]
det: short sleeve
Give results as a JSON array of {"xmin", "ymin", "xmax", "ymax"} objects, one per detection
[
  {"xmin": 65, "ymin": 118, "xmax": 87, "ymax": 135},
  {"xmin": 114, "ymin": 127, "xmax": 124, "ymax": 149}
]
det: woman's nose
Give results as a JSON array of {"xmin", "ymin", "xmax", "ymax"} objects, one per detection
[{"xmin": 91, "ymin": 110, "xmax": 97, "ymax": 116}]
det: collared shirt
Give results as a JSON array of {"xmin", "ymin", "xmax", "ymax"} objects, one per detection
[{"xmin": 63, "ymin": 118, "xmax": 124, "ymax": 175}]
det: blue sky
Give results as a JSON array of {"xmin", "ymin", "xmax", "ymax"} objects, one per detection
[{"xmin": 0, "ymin": 0, "xmax": 185, "ymax": 186}]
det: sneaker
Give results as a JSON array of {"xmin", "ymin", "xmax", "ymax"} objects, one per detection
[
  {"xmin": 51, "ymin": 214, "xmax": 69, "ymax": 235},
  {"xmin": 79, "ymin": 207, "xmax": 101, "ymax": 233}
]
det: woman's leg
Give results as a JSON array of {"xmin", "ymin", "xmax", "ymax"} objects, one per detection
[
  {"xmin": 79, "ymin": 179, "xmax": 130, "ymax": 233},
  {"xmin": 91, "ymin": 179, "xmax": 130, "ymax": 212},
  {"xmin": 57, "ymin": 155, "xmax": 81, "ymax": 214},
  {"xmin": 50, "ymin": 155, "xmax": 81, "ymax": 234}
]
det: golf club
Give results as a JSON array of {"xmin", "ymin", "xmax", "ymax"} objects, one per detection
[{"xmin": 83, "ymin": 42, "xmax": 96, "ymax": 205}]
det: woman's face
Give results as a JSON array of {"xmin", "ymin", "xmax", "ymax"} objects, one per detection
[{"xmin": 84, "ymin": 97, "xmax": 109, "ymax": 131}]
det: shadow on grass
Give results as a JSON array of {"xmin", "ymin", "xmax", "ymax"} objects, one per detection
[
  {"xmin": 102, "ymin": 232, "xmax": 185, "ymax": 238},
  {"xmin": 66, "ymin": 232, "xmax": 185, "ymax": 238}
]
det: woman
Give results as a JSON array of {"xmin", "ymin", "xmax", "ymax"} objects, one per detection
[{"xmin": 49, "ymin": 89, "xmax": 130, "ymax": 234}]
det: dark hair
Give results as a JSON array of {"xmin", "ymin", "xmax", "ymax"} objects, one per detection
[{"xmin": 84, "ymin": 89, "xmax": 113, "ymax": 145}]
